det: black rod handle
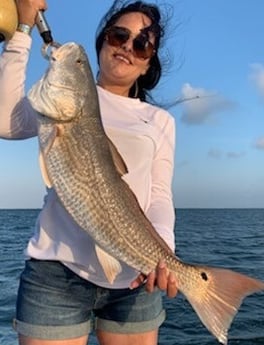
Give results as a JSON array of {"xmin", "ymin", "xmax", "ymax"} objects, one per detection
[{"xmin": 36, "ymin": 11, "xmax": 53, "ymax": 44}]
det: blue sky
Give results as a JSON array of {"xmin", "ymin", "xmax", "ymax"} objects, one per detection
[{"xmin": 1, "ymin": 0, "xmax": 264, "ymax": 209}]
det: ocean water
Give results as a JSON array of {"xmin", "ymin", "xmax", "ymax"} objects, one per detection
[{"xmin": 0, "ymin": 208, "xmax": 263, "ymax": 345}]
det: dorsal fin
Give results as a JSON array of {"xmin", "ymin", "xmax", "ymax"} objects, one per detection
[{"xmin": 38, "ymin": 124, "xmax": 59, "ymax": 188}]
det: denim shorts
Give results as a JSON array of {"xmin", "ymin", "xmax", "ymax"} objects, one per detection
[{"xmin": 14, "ymin": 259, "xmax": 165, "ymax": 340}]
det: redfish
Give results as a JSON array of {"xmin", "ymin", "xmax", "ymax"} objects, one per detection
[{"xmin": 28, "ymin": 42, "xmax": 264, "ymax": 344}]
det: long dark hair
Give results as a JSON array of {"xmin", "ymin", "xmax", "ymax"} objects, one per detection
[{"xmin": 95, "ymin": 1, "xmax": 165, "ymax": 102}]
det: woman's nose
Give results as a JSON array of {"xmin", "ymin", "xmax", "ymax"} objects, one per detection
[{"xmin": 121, "ymin": 37, "xmax": 133, "ymax": 53}]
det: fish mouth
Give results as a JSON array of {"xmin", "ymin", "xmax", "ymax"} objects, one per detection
[
  {"xmin": 45, "ymin": 76, "xmax": 84, "ymax": 96},
  {"xmin": 44, "ymin": 70, "xmax": 86, "ymax": 96},
  {"xmin": 47, "ymin": 81, "xmax": 76, "ymax": 92}
]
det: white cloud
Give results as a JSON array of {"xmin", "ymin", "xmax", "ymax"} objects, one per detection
[
  {"xmin": 250, "ymin": 63, "xmax": 264, "ymax": 98},
  {"xmin": 254, "ymin": 136, "xmax": 264, "ymax": 150},
  {"xmin": 208, "ymin": 149, "xmax": 222, "ymax": 159},
  {"xmin": 180, "ymin": 83, "xmax": 235, "ymax": 125},
  {"xmin": 177, "ymin": 160, "xmax": 189, "ymax": 167},
  {"xmin": 226, "ymin": 151, "xmax": 245, "ymax": 159},
  {"xmin": 208, "ymin": 149, "xmax": 245, "ymax": 159}
]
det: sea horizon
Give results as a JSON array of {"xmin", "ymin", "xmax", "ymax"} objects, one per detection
[{"xmin": 1, "ymin": 208, "xmax": 264, "ymax": 345}]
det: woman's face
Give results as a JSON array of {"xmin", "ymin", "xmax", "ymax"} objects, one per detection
[{"xmin": 97, "ymin": 12, "xmax": 155, "ymax": 95}]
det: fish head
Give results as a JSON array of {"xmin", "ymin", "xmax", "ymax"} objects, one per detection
[{"xmin": 28, "ymin": 42, "xmax": 95, "ymax": 122}]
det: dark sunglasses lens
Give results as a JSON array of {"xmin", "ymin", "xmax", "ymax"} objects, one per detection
[
  {"xmin": 107, "ymin": 27, "xmax": 129, "ymax": 47},
  {"xmin": 106, "ymin": 27, "xmax": 155, "ymax": 59},
  {"xmin": 133, "ymin": 35, "xmax": 154, "ymax": 59}
]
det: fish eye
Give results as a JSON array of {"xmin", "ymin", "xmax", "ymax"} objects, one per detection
[{"xmin": 76, "ymin": 59, "xmax": 83, "ymax": 65}]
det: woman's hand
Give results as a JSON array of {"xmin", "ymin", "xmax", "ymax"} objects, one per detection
[
  {"xmin": 16, "ymin": 0, "xmax": 47, "ymax": 27},
  {"xmin": 130, "ymin": 260, "xmax": 178, "ymax": 298}
]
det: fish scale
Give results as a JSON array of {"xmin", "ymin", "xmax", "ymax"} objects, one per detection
[
  {"xmin": 28, "ymin": 42, "xmax": 264, "ymax": 345},
  {"xmin": 39, "ymin": 105, "xmax": 183, "ymax": 272}
]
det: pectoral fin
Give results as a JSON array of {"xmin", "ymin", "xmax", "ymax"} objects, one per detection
[
  {"xmin": 95, "ymin": 245, "xmax": 122, "ymax": 284},
  {"xmin": 38, "ymin": 125, "xmax": 59, "ymax": 188},
  {"xmin": 39, "ymin": 151, "xmax": 52, "ymax": 188},
  {"xmin": 41, "ymin": 125, "xmax": 59, "ymax": 156},
  {"xmin": 107, "ymin": 138, "xmax": 128, "ymax": 176}
]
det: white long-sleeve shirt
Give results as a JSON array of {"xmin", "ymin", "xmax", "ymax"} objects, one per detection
[{"xmin": 0, "ymin": 32, "xmax": 176, "ymax": 288}]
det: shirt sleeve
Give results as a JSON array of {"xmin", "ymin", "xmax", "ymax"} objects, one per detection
[
  {"xmin": 0, "ymin": 31, "xmax": 38, "ymax": 139},
  {"xmin": 145, "ymin": 112, "xmax": 176, "ymax": 252}
]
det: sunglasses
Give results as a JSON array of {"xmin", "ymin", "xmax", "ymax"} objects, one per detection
[{"xmin": 105, "ymin": 26, "xmax": 156, "ymax": 60}]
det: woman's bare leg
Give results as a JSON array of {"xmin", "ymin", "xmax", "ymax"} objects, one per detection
[
  {"xmin": 97, "ymin": 329, "xmax": 158, "ymax": 345},
  {"xmin": 18, "ymin": 334, "xmax": 89, "ymax": 345}
]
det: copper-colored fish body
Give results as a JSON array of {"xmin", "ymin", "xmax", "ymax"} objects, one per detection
[{"xmin": 28, "ymin": 43, "xmax": 264, "ymax": 345}]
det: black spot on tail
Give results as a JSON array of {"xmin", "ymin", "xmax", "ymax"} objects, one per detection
[{"xmin": 201, "ymin": 272, "xmax": 208, "ymax": 281}]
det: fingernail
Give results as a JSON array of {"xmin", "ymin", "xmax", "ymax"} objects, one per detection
[
  {"xmin": 169, "ymin": 273, "xmax": 176, "ymax": 284},
  {"xmin": 169, "ymin": 277, "xmax": 175, "ymax": 284},
  {"xmin": 159, "ymin": 260, "xmax": 166, "ymax": 269}
]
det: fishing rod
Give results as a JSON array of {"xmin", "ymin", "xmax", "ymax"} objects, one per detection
[
  {"xmin": 36, "ymin": 10, "xmax": 61, "ymax": 59},
  {"xmin": 36, "ymin": 10, "xmax": 53, "ymax": 45}
]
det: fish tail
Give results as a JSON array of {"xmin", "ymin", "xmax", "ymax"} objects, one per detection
[{"xmin": 181, "ymin": 266, "xmax": 264, "ymax": 344}]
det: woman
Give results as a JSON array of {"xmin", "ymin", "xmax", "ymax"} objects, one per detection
[{"xmin": 0, "ymin": 1, "xmax": 178, "ymax": 344}]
